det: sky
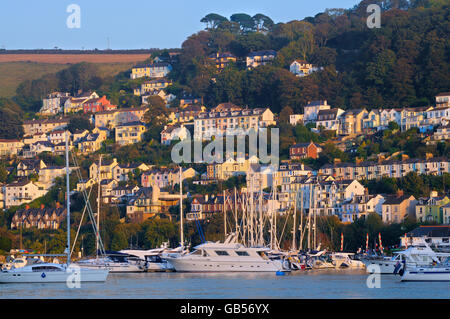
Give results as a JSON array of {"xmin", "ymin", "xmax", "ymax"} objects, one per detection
[{"xmin": 0, "ymin": 0, "xmax": 362, "ymax": 50}]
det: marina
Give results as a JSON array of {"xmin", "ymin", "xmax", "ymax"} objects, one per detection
[{"xmin": 1, "ymin": 270, "xmax": 449, "ymax": 299}]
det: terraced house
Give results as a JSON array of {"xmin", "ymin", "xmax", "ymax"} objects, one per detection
[
  {"xmin": 23, "ymin": 118, "xmax": 69, "ymax": 135},
  {"xmin": 415, "ymin": 192, "xmax": 450, "ymax": 224},
  {"xmin": 94, "ymin": 107, "xmax": 148, "ymax": 129},
  {"xmin": 130, "ymin": 62, "xmax": 172, "ymax": 79},
  {"xmin": 11, "ymin": 204, "xmax": 66, "ymax": 230},
  {"xmin": 193, "ymin": 103, "xmax": 276, "ymax": 141}
]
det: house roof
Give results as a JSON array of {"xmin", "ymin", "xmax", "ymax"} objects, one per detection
[
  {"xmin": 383, "ymin": 195, "xmax": 413, "ymax": 205},
  {"xmin": 406, "ymin": 225, "xmax": 450, "ymax": 237},
  {"xmin": 247, "ymin": 50, "xmax": 277, "ymax": 57}
]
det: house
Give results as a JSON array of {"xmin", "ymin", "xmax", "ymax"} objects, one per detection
[
  {"xmin": 442, "ymin": 204, "xmax": 450, "ymax": 225},
  {"xmin": 316, "ymin": 108, "xmax": 344, "ymax": 131},
  {"xmin": 160, "ymin": 124, "xmax": 190, "ymax": 145},
  {"xmin": 3, "ymin": 180, "xmax": 46, "ymax": 208},
  {"xmin": 338, "ymin": 109, "xmax": 368, "ymax": 136},
  {"xmin": 38, "ymin": 166, "xmax": 73, "ymax": 190},
  {"xmin": 340, "ymin": 194, "xmax": 385, "ymax": 223},
  {"xmin": 112, "ymin": 163, "xmax": 151, "ymax": 182},
  {"xmin": 207, "ymin": 156, "xmax": 259, "ymax": 180},
  {"xmin": 83, "ymin": 95, "xmax": 116, "ymax": 114},
  {"xmin": 89, "ymin": 158, "xmax": 119, "ymax": 181},
  {"xmin": 246, "ymin": 50, "xmax": 276, "ymax": 69},
  {"xmin": 436, "ymin": 92, "xmax": 450, "ymax": 108},
  {"xmin": 208, "ymin": 52, "xmax": 237, "ymax": 71},
  {"xmin": 23, "ymin": 118, "xmax": 69, "ymax": 136},
  {"xmin": 141, "ymin": 167, "xmax": 197, "ymax": 189},
  {"xmin": 17, "ymin": 159, "xmax": 46, "ymax": 177},
  {"xmin": 168, "ymin": 105, "xmax": 206, "ymax": 124},
  {"xmin": 180, "ymin": 96, "xmax": 203, "ymax": 108},
  {"xmin": 100, "ymin": 179, "xmax": 119, "ymax": 203},
  {"xmin": 382, "ymin": 193, "xmax": 417, "ymax": 224},
  {"xmin": 246, "ymin": 164, "xmax": 277, "ymax": 193},
  {"xmin": 289, "ymin": 60, "xmax": 319, "ymax": 77},
  {"xmin": 115, "ymin": 121, "xmax": 146, "ymax": 146},
  {"xmin": 11, "ymin": 204, "xmax": 66, "ymax": 230},
  {"xmin": 134, "ymin": 79, "xmax": 173, "ymax": 96},
  {"xmin": 429, "ymin": 124, "xmax": 450, "ymax": 143},
  {"xmin": 23, "ymin": 141, "xmax": 55, "ymax": 158},
  {"xmin": 64, "ymin": 91, "xmax": 99, "ymax": 114},
  {"xmin": 23, "ymin": 133, "xmax": 48, "ymax": 146},
  {"xmin": 76, "ymin": 178, "xmax": 96, "ymax": 192},
  {"xmin": 94, "ymin": 107, "xmax": 148, "ymax": 129},
  {"xmin": 110, "ymin": 185, "xmax": 140, "ymax": 204},
  {"xmin": 303, "ymin": 100, "xmax": 331, "ymax": 122},
  {"xmin": 130, "ymin": 62, "xmax": 172, "ymax": 79},
  {"xmin": 71, "ymin": 129, "xmax": 90, "ymax": 143},
  {"xmin": 141, "ymin": 90, "xmax": 176, "ymax": 106},
  {"xmin": 362, "ymin": 109, "xmax": 382, "ymax": 133},
  {"xmin": 39, "ymin": 92, "xmax": 71, "ymax": 115},
  {"xmin": 415, "ymin": 192, "xmax": 450, "ymax": 224},
  {"xmin": 401, "ymin": 225, "xmax": 450, "ymax": 247},
  {"xmin": 187, "ymin": 194, "xmax": 227, "ymax": 221},
  {"xmin": 193, "ymin": 104, "xmax": 276, "ymax": 141},
  {"xmin": 77, "ymin": 133, "xmax": 106, "ymax": 154},
  {"xmin": 0, "ymin": 139, "xmax": 24, "ymax": 157},
  {"xmin": 289, "ymin": 114, "xmax": 303, "ymax": 126},
  {"xmin": 289, "ymin": 142, "xmax": 322, "ymax": 160},
  {"xmin": 126, "ymin": 186, "xmax": 161, "ymax": 222},
  {"xmin": 48, "ymin": 130, "xmax": 71, "ymax": 145}
]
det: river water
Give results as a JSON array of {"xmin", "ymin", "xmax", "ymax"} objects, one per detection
[{"xmin": 1, "ymin": 269, "xmax": 449, "ymax": 299}]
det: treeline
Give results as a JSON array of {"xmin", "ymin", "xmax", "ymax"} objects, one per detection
[{"xmin": 169, "ymin": 0, "xmax": 449, "ymax": 113}]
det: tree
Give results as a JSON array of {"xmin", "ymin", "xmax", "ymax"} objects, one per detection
[
  {"xmin": 143, "ymin": 96, "xmax": 168, "ymax": 127},
  {"xmin": 279, "ymin": 106, "xmax": 294, "ymax": 124},
  {"xmin": 230, "ymin": 13, "xmax": 255, "ymax": 33},
  {"xmin": 67, "ymin": 115, "xmax": 94, "ymax": 133},
  {"xmin": 0, "ymin": 98, "xmax": 24, "ymax": 139},
  {"xmin": 252, "ymin": 14, "xmax": 274, "ymax": 32},
  {"xmin": 200, "ymin": 13, "xmax": 228, "ymax": 30}
]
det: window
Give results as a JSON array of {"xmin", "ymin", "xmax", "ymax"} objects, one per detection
[
  {"xmin": 215, "ymin": 250, "xmax": 229, "ymax": 256},
  {"xmin": 236, "ymin": 251, "xmax": 249, "ymax": 256}
]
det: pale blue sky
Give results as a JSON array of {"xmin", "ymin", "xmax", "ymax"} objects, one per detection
[{"xmin": 0, "ymin": 0, "xmax": 361, "ymax": 50}]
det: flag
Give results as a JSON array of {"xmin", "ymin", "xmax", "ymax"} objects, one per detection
[
  {"xmin": 404, "ymin": 233, "xmax": 408, "ymax": 249},
  {"xmin": 366, "ymin": 233, "xmax": 369, "ymax": 252},
  {"xmin": 340, "ymin": 233, "xmax": 344, "ymax": 252},
  {"xmin": 379, "ymin": 233, "xmax": 384, "ymax": 254}
]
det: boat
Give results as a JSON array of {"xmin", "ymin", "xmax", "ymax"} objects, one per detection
[
  {"xmin": 120, "ymin": 246, "xmax": 175, "ymax": 272},
  {"xmin": 360, "ymin": 240, "xmax": 450, "ymax": 274},
  {"xmin": 0, "ymin": 132, "xmax": 109, "ymax": 284},
  {"xmin": 306, "ymin": 250, "xmax": 334, "ymax": 269},
  {"xmin": 398, "ymin": 259, "xmax": 450, "ymax": 282},
  {"xmin": 166, "ymin": 241, "xmax": 287, "ymax": 272},
  {"xmin": 331, "ymin": 252, "xmax": 365, "ymax": 269},
  {"xmin": 76, "ymin": 251, "xmax": 146, "ymax": 273}
]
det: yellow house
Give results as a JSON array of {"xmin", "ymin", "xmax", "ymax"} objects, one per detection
[
  {"xmin": 207, "ymin": 156, "xmax": 259, "ymax": 180},
  {"xmin": 130, "ymin": 63, "xmax": 172, "ymax": 79},
  {"xmin": 208, "ymin": 52, "xmax": 237, "ymax": 71},
  {"xmin": 134, "ymin": 79, "xmax": 173, "ymax": 96},
  {"xmin": 0, "ymin": 139, "xmax": 24, "ymax": 157},
  {"xmin": 115, "ymin": 121, "xmax": 146, "ymax": 146},
  {"xmin": 89, "ymin": 158, "xmax": 119, "ymax": 181}
]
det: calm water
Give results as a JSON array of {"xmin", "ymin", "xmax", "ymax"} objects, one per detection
[{"xmin": 1, "ymin": 270, "xmax": 449, "ymax": 299}]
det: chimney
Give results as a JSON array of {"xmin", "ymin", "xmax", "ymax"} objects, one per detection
[
  {"xmin": 425, "ymin": 153, "xmax": 433, "ymax": 160},
  {"xmin": 334, "ymin": 158, "xmax": 341, "ymax": 164},
  {"xmin": 56, "ymin": 202, "xmax": 60, "ymax": 209},
  {"xmin": 205, "ymin": 194, "xmax": 209, "ymax": 202},
  {"xmin": 396, "ymin": 189, "xmax": 404, "ymax": 197},
  {"xmin": 355, "ymin": 157, "xmax": 363, "ymax": 164},
  {"xmin": 25, "ymin": 205, "xmax": 30, "ymax": 210},
  {"xmin": 40, "ymin": 204, "xmax": 45, "ymax": 210},
  {"xmin": 364, "ymin": 187, "xmax": 369, "ymax": 195}
]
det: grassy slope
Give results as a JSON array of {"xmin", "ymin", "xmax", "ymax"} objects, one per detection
[{"xmin": 0, "ymin": 61, "xmax": 135, "ymax": 98}]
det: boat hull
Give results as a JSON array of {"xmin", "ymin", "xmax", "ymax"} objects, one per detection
[
  {"xmin": 401, "ymin": 267, "xmax": 450, "ymax": 282},
  {"xmin": 0, "ymin": 268, "xmax": 108, "ymax": 283},
  {"xmin": 167, "ymin": 258, "xmax": 283, "ymax": 272}
]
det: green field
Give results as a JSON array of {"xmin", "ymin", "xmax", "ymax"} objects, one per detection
[{"xmin": 0, "ymin": 61, "xmax": 134, "ymax": 98}]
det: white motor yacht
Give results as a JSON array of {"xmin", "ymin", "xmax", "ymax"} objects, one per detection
[
  {"xmin": 399, "ymin": 258, "xmax": 450, "ymax": 281},
  {"xmin": 165, "ymin": 241, "xmax": 286, "ymax": 272},
  {"xmin": 331, "ymin": 253, "xmax": 365, "ymax": 269},
  {"xmin": 120, "ymin": 247, "xmax": 175, "ymax": 272}
]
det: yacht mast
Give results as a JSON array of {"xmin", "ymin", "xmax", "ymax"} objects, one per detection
[
  {"xmin": 292, "ymin": 191, "xmax": 297, "ymax": 251},
  {"xmin": 299, "ymin": 188, "xmax": 304, "ymax": 250},
  {"xmin": 308, "ymin": 183, "xmax": 312, "ymax": 250},
  {"xmin": 65, "ymin": 131, "xmax": 71, "ymax": 265},
  {"xmin": 234, "ymin": 187, "xmax": 238, "ymax": 241},
  {"xmin": 223, "ymin": 189, "xmax": 226, "ymax": 241},
  {"xmin": 179, "ymin": 167, "xmax": 184, "ymax": 247},
  {"xmin": 96, "ymin": 154, "xmax": 102, "ymax": 259},
  {"xmin": 259, "ymin": 182, "xmax": 263, "ymax": 247}
]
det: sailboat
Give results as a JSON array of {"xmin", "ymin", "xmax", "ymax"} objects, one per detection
[{"xmin": 0, "ymin": 132, "xmax": 109, "ymax": 283}]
